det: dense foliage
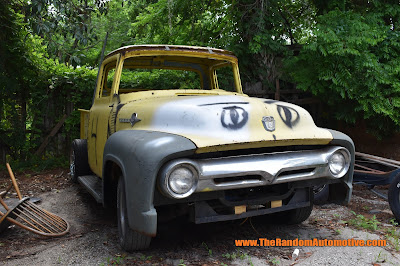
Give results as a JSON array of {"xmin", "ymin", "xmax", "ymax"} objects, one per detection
[
  {"xmin": 0, "ymin": 0, "xmax": 96, "ymax": 162},
  {"xmin": 286, "ymin": 1, "xmax": 400, "ymax": 136},
  {"xmin": 2, "ymin": 0, "xmax": 400, "ymax": 163}
]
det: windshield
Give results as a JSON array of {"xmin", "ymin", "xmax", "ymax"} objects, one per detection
[{"xmin": 116, "ymin": 56, "xmax": 237, "ymax": 93}]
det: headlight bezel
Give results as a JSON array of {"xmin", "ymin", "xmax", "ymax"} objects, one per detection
[
  {"xmin": 328, "ymin": 148, "xmax": 351, "ymax": 178},
  {"xmin": 159, "ymin": 161, "xmax": 199, "ymax": 199}
]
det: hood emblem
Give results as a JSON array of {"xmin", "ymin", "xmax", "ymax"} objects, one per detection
[
  {"xmin": 262, "ymin": 116, "xmax": 275, "ymax": 132},
  {"xmin": 119, "ymin": 113, "xmax": 141, "ymax": 127}
]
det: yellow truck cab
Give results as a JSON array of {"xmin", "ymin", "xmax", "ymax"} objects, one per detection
[{"xmin": 71, "ymin": 45, "xmax": 354, "ymax": 251}]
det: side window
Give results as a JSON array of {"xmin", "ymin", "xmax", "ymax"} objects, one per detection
[
  {"xmin": 100, "ymin": 62, "xmax": 117, "ymax": 98},
  {"xmin": 215, "ymin": 63, "xmax": 236, "ymax": 92}
]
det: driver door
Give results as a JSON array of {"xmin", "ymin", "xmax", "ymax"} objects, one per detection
[{"xmin": 87, "ymin": 56, "xmax": 121, "ymax": 177}]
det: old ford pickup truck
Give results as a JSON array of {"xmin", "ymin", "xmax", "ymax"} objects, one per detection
[{"xmin": 70, "ymin": 45, "xmax": 354, "ymax": 251}]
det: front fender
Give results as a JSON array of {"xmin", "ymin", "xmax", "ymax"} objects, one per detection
[{"xmin": 103, "ymin": 130, "xmax": 197, "ymax": 236}]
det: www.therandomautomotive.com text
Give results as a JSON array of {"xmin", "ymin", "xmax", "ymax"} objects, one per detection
[{"xmin": 235, "ymin": 238, "xmax": 386, "ymax": 247}]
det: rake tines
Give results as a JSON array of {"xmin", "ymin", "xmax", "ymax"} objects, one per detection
[{"xmin": 0, "ymin": 163, "xmax": 69, "ymax": 237}]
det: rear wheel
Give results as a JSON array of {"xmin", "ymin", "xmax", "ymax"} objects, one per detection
[
  {"xmin": 388, "ymin": 173, "xmax": 400, "ymax": 223},
  {"xmin": 266, "ymin": 190, "xmax": 314, "ymax": 224},
  {"xmin": 313, "ymin": 184, "xmax": 329, "ymax": 205},
  {"xmin": 117, "ymin": 177, "xmax": 151, "ymax": 251},
  {"xmin": 70, "ymin": 139, "xmax": 90, "ymax": 183},
  {"xmin": 283, "ymin": 204, "xmax": 314, "ymax": 224}
]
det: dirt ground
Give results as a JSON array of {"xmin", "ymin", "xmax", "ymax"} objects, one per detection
[{"xmin": 1, "ymin": 168, "xmax": 400, "ymax": 265}]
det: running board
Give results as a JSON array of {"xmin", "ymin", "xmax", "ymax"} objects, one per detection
[{"xmin": 78, "ymin": 175, "xmax": 103, "ymax": 203}]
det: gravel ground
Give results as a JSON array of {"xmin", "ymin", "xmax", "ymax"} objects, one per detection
[{"xmin": 1, "ymin": 170, "xmax": 400, "ymax": 265}]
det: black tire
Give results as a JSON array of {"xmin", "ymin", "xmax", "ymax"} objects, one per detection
[
  {"xmin": 70, "ymin": 139, "xmax": 91, "ymax": 183},
  {"xmin": 388, "ymin": 173, "xmax": 400, "ymax": 223},
  {"xmin": 259, "ymin": 204, "xmax": 313, "ymax": 225},
  {"xmin": 313, "ymin": 184, "xmax": 329, "ymax": 205},
  {"xmin": 284, "ymin": 204, "xmax": 314, "ymax": 224},
  {"xmin": 117, "ymin": 177, "xmax": 151, "ymax": 251},
  {"xmin": 258, "ymin": 203, "xmax": 313, "ymax": 225},
  {"xmin": 265, "ymin": 191, "xmax": 314, "ymax": 225}
]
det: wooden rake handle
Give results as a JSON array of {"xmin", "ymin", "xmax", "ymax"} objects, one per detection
[{"xmin": 6, "ymin": 163, "xmax": 22, "ymax": 200}]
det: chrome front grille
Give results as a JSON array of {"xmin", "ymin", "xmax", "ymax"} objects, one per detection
[{"xmin": 160, "ymin": 146, "xmax": 350, "ymax": 193}]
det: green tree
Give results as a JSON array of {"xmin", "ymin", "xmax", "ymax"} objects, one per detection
[
  {"xmin": 26, "ymin": 0, "xmax": 109, "ymax": 66},
  {"xmin": 128, "ymin": 0, "xmax": 316, "ymax": 88},
  {"xmin": 4, "ymin": 0, "xmax": 400, "ymax": 162},
  {"xmin": 0, "ymin": 0, "xmax": 40, "ymax": 159},
  {"xmin": 1, "ymin": 0, "xmax": 97, "ymax": 161},
  {"xmin": 285, "ymin": 1, "xmax": 400, "ymax": 136}
]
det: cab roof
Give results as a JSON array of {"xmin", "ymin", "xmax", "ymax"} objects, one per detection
[{"xmin": 105, "ymin": 45, "xmax": 237, "ymax": 60}]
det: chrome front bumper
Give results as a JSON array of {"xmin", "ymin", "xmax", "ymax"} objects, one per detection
[{"xmin": 160, "ymin": 146, "xmax": 351, "ymax": 195}]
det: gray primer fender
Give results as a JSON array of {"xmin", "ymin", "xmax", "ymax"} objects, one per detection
[
  {"xmin": 327, "ymin": 129, "xmax": 355, "ymax": 204},
  {"xmin": 103, "ymin": 130, "xmax": 197, "ymax": 236}
]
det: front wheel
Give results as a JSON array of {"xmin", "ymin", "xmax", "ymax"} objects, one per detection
[
  {"xmin": 388, "ymin": 173, "xmax": 400, "ymax": 223},
  {"xmin": 117, "ymin": 178, "xmax": 151, "ymax": 251}
]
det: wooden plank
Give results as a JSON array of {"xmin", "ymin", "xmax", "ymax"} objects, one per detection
[
  {"xmin": 234, "ymin": 205, "xmax": 246, "ymax": 215},
  {"xmin": 290, "ymin": 98, "xmax": 320, "ymax": 105},
  {"xmin": 265, "ymin": 89, "xmax": 304, "ymax": 94},
  {"xmin": 34, "ymin": 114, "xmax": 68, "ymax": 156},
  {"xmin": 356, "ymin": 152, "xmax": 400, "ymax": 167},
  {"xmin": 271, "ymin": 200, "xmax": 282, "ymax": 208},
  {"xmin": 274, "ymin": 79, "xmax": 280, "ymax": 100}
]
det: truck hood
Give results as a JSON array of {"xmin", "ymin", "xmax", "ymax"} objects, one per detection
[{"xmin": 116, "ymin": 94, "xmax": 333, "ymax": 153}]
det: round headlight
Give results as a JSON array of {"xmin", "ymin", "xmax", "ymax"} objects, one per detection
[
  {"xmin": 169, "ymin": 167, "xmax": 196, "ymax": 194},
  {"xmin": 159, "ymin": 161, "xmax": 198, "ymax": 199},
  {"xmin": 328, "ymin": 150, "xmax": 350, "ymax": 177}
]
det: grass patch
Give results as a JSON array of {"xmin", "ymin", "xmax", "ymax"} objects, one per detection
[
  {"xmin": 222, "ymin": 248, "xmax": 253, "ymax": 265},
  {"xmin": 347, "ymin": 211, "xmax": 381, "ymax": 231},
  {"xmin": 202, "ymin": 242, "xmax": 213, "ymax": 256},
  {"xmin": 270, "ymin": 257, "xmax": 281, "ymax": 265},
  {"xmin": 385, "ymin": 219, "xmax": 400, "ymax": 251}
]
